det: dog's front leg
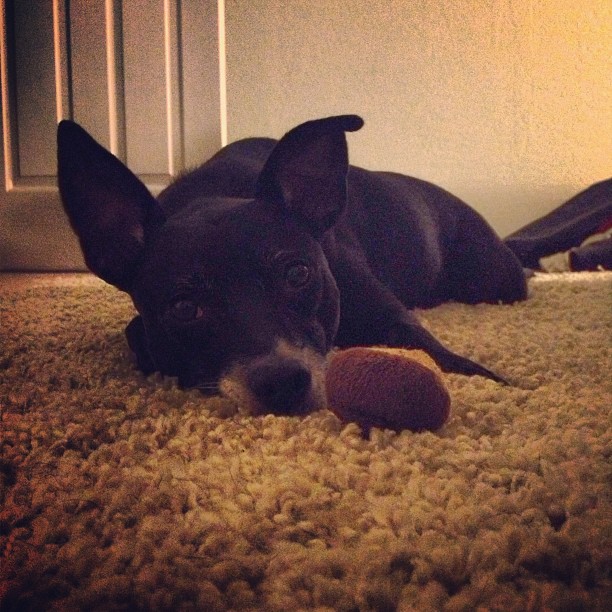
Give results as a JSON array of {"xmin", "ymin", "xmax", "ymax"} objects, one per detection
[
  {"xmin": 332, "ymin": 255, "xmax": 507, "ymax": 383},
  {"xmin": 125, "ymin": 316, "xmax": 157, "ymax": 375},
  {"xmin": 384, "ymin": 316, "xmax": 507, "ymax": 383}
]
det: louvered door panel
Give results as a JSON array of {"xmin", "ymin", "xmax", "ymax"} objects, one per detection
[{"xmin": 0, "ymin": 0, "xmax": 221, "ymax": 270}]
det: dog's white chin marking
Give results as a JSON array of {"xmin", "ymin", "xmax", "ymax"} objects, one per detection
[{"xmin": 218, "ymin": 339, "xmax": 327, "ymax": 416}]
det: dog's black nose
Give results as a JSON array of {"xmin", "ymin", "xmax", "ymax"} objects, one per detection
[{"xmin": 246, "ymin": 358, "xmax": 312, "ymax": 415}]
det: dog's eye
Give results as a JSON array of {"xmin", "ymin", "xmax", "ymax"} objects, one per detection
[
  {"xmin": 285, "ymin": 263, "xmax": 311, "ymax": 288},
  {"xmin": 169, "ymin": 299, "xmax": 203, "ymax": 322}
]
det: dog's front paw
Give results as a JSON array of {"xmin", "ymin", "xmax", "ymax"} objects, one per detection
[{"xmin": 125, "ymin": 316, "xmax": 156, "ymax": 375}]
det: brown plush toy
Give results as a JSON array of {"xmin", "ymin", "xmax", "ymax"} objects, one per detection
[{"xmin": 325, "ymin": 347, "xmax": 451, "ymax": 434}]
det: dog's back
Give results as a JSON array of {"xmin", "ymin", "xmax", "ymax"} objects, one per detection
[
  {"xmin": 158, "ymin": 138, "xmax": 276, "ymax": 211},
  {"xmin": 160, "ymin": 137, "xmax": 527, "ymax": 309}
]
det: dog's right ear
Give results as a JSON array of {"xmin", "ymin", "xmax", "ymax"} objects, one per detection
[
  {"xmin": 256, "ymin": 115, "xmax": 364, "ymax": 236},
  {"xmin": 57, "ymin": 120, "xmax": 164, "ymax": 291}
]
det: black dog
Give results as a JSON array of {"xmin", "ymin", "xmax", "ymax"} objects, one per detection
[{"xmin": 57, "ymin": 115, "xmax": 526, "ymax": 415}]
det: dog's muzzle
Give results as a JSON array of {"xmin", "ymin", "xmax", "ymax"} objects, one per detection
[{"xmin": 219, "ymin": 339, "xmax": 327, "ymax": 416}]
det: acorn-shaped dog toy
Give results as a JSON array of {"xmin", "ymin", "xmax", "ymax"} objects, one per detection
[{"xmin": 325, "ymin": 347, "xmax": 451, "ymax": 434}]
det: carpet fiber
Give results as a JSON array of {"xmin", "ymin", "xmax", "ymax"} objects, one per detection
[{"xmin": 1, "ymin": 272, "xmax": 610, "ymax": 611}]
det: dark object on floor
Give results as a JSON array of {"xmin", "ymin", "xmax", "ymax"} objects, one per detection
[
  {"xmin": 505, "ymin": 179, "xmax": 612, "ymax": 270},
  {"xmin": 569, "ymin": 237, "xmax": 612, "ymax": 271}
]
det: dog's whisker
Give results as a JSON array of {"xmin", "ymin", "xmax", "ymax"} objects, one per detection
[{"xmin": 193, "ymin": 382, "xmax": 220, "ymax": 395}]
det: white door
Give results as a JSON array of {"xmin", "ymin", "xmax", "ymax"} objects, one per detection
[{"xmin": 0, "ymin": 0, "xmax": 223, "ymax": 270}]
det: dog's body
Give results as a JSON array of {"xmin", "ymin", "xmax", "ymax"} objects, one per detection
[{"xmin": 58, "ymin": 115, "xmax": 526, "ymax": 416}]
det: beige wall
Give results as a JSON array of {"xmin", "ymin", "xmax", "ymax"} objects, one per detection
[{"xmin": 225, "ymin": 0, "xmax": 611, "ymax": 237}]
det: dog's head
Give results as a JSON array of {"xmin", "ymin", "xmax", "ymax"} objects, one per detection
[{"xmin": 57, "ymin": 115, "xmax": 363, "ymax": 415}]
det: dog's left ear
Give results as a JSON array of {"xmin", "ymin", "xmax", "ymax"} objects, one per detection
[
  {"xmin": 256, "ymin": 115, "xmax": 363, "ymax": 235},
  {"xmin": 57, "ymin": 120, "xmax": 165, "ymax": 291}
]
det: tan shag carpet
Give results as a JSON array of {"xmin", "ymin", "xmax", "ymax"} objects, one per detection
[{"xmin": 1, "ymin": 272, "xmax": 611, "ymax": 611}]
